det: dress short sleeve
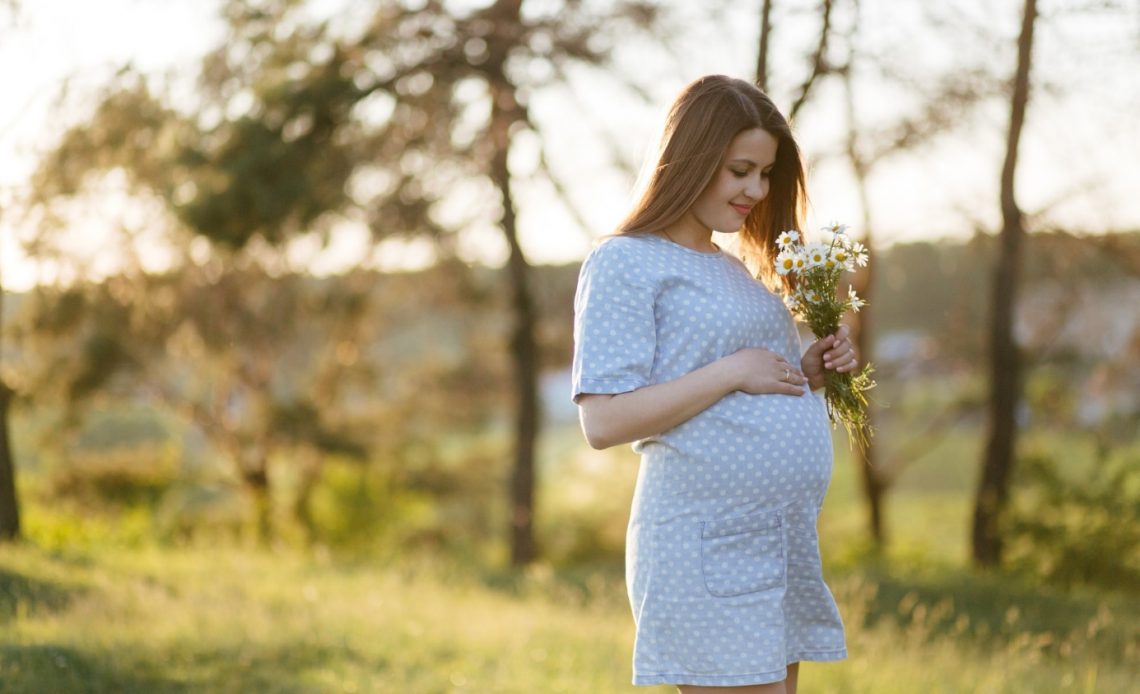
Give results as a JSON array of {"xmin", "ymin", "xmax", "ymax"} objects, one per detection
[{"xmin": 571, "ymin": 239, "xmax": 658, "ymax": 404}]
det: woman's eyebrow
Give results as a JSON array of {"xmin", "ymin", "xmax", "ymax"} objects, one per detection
[{"xmin": 727, "ymin": 158, "xmax": 776, "ymax": 168}]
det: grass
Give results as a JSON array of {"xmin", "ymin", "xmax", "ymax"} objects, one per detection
[
  {"xmin": 0, "ymin": 541, "xmax": 645, "ymax": 693},
  {"xmin": 2, "ymin": 414, "xmax": 1138, "ymax": 692},
  {"xmin": 1, "ymin": 536, "xmax": 1137, "ymax": 693}
]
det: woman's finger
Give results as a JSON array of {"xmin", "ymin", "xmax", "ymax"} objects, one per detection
[
  {"xmin": 825, "ymin": 345, "xmax": 855, "ymax": 367},
  {"xmin": 775, "ymin": 377, "xmax": 806, "ymax": 395},
  {"xmin": 774, "ymin": 365, "xmax": 805, "ymax": 384},
  {"xmin": 829, "ymin": 350, "xmax": 857, "ymax": 369},
  {"xmin": 836, "ymin": 353, "xmax": 859, "ymax": 371}
]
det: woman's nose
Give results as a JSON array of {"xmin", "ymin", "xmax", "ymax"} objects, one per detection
[{"xmin": 746, "ymin": 174, "xmax": 767, "ymax": 200}]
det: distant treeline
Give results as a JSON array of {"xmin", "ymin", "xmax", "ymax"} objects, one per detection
[{"xmin": 5, "ymin": 229, "xmax": 1137, "ymax": 372}]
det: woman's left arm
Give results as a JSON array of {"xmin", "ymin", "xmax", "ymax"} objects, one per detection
[{"xmin": 801, "ymin": 324, "xmax": 859, "ymax": 391}]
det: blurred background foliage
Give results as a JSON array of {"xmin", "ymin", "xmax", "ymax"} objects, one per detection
[
  {"xmin": 5, "ymin": 230, "xmax": 1139, "ymax": 582},
  {"xmin": 1, "ymin": 0, "xmax": 1139, "ymax": 690}
]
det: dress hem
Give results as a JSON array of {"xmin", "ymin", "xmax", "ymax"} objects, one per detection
[{"xmin": 632, "ymin": 648, "xmax": 847, "ymax": 687}]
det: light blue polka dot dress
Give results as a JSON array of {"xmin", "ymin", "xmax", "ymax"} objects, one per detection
[{"xmin": 570, "ymin": 233, "xmax": 847, "ymax": 687}]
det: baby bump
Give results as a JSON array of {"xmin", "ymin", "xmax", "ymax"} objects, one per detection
[{"xmin": 646, "ymin": 389, "xmax": 834, "ymax": 506}]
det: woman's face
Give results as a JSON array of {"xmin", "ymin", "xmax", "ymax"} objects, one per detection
[{"xmin": 686, "ymin": 127, "xmax": 778, "ymax": 234}]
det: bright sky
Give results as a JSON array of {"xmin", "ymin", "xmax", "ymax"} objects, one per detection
[{"xmin": 2, "ymin": 0, "xmax": 1138, "ymax": 291}]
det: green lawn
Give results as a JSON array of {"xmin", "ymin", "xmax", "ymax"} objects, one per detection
[
  {"xmin": 2, "ymin": 522, "xmax": 1137, "ymax": 692},
  {"xmin": 2, "ymin": 420, "xmax": 1137, "ymax": 692}
]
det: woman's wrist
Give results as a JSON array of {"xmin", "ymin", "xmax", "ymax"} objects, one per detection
[
  {"xmin": 803, "ymin": 361, "xmax": 825, "ymax": 391},
  {"xmin": 709, "ymin": 353, "xmax": 744, "ymax": 394}
]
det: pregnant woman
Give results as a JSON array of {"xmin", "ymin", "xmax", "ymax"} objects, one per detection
[{"xmin": 571, "ymin": 75, "xmax": 859, "ymax": 693}]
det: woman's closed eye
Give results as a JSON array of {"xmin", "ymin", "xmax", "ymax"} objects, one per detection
[{"xmin": 732, "ymin": 168, "xmax": 772, "ymax": 179}]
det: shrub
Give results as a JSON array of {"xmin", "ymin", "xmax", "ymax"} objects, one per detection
[
  {"xmin": 41, "ymin": 444, "xmax": 180, "ymax": 510},
  {"xmin": 1003, "ymin": 448, "xmax": 1140, "ymax": 593}
]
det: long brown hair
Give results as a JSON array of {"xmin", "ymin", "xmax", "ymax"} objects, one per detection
[{"xmin": 616, "ymin": 75, "xmax": 807, "ymax": 293}]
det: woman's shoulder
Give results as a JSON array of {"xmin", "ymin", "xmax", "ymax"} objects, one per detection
[
  {"xmin": 592, "ymin": 232, "xmax": 656, "ymax": 254},
  {"xmin": 582, "ymin": 232, "xmax": 659, "ymax": 268},
  {"xmin": 577, "ymin": 233, "xmax": 666, "ymax": 292}
]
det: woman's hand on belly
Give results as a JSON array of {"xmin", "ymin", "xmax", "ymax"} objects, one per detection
[
  {"xmin": 577, "ymin": 347, "xmax": 807, "ymax": 449},
  {"xmin": 722, "ymin": 347, "xmax": 808, "ymax": 396}
]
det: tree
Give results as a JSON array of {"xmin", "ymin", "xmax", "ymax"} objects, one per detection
[
  {"xmin": 757, "ymin": 0, "xmax": 1007, "ymax": 548},
  {"xmin": 973, "ymin": 0, "xmax": 1038, "ymax": 567},
  {"xmin": 756, "ymin": 0, "xmax": 834, "ymax": 118},
  {"xmin": 836, "ymin": 6, "xmax": 885, "ymax": 546},
  {"xmin": 21, "ymin": 0, "xmax": 660, "ymax": 560},
  {"xmin": 0, "ymin": 0, "xmax": 21, "ymax": 542},
  {"xmin": 11, "ymin": 253, "xmax": 375, "ymax": 542},
  {"xmin": 787, "ymin": 0, "xmax": 834, "ymax": 121},
  {"xmin": 0, "ymin": 265, "xmax": 17, "ymax": 542}
]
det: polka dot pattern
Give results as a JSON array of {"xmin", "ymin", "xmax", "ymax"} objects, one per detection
[{"xmin": 571, "ymin": 233, "xmax": 847, "ymax": 687}]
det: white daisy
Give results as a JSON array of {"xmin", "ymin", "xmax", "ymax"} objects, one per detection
[
  {"xmin": 775, "ymin": 250, "xmax": 797, "ymax": 275},
  {"xmin": 792, "ymin": 253, "xmax": 808, "ymax": 272},
  {"xmin": 806, "ymin": 243, "xmax": 827, "ymax": 267},
  {"xmin": 776, "ymin": 230, "xmax": 800, "ymax": 249},
  {"xmin": 832, "ymin": 247, "xmax": 855, "ymax": 271},
  {"xmin": 849, "ymin": 287, "xmax": 866, "ymax": 312},
  {"xmin": 823, "ymin": 221, "xmax": 849, "ymax": 236}
]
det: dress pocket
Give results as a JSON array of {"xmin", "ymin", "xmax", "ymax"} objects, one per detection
[{"xmin": 700, "ymin": 509, "xmax": 786, "ymax": 597}]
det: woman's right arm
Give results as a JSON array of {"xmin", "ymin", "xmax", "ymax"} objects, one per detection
[{"xmin": 577, "ymin": 347, "xmax": 807, "ymax": 450}]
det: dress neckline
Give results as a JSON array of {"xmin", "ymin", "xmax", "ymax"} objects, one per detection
[{"xmin": 642, "ymin": 232, "xmax": 724, "ymax": 258}]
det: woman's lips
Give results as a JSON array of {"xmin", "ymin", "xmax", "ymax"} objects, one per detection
[{"xmin": 730, "ymin": 203, "xmax": 752, "ymax": 216}]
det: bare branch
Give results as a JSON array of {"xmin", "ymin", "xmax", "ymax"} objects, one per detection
[
  {"xmin": 756, "ymin": 0, "xmax": 773, "ymax": 91},
  {"xmin": 788, "ymin": 0, "xmax": 834, "ymax": 121}
]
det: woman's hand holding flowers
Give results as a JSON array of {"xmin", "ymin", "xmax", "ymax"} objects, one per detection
[
  {"xmin": 774, "ymin": 223, "xmax": 876, "ymax": 451},
  {"xmin": 801, "ymin": 324, "xmax": 859, "ymax": 391}
]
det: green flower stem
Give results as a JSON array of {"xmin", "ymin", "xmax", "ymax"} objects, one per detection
[
  {"xmin": 778, "ymin": 229, "xmax": 876, "ymax": 453},
  {"xmin": 823, "ymin": 363, "xmax": 876, "ymax": 453}
]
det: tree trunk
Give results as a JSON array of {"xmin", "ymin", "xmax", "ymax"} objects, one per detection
[
  {"xmin": 502, "ymin": 165, "xmax": 540, "ymax": 567},
  {"xmin": 487, "ymin": 0, "xmax": 540, "ymax": 567},
  {"xmin": 841, "ymin": 52, "xmax": 886, "ymax": 549},
  {"xmin": 973, "ymin": 0, "xmax": 1037, "ymax": 568},
  {"xmin": 291, "ymin": 446, "xmax": 323, "ymax": 544},
  {"xmin": 755, "ymin": 0, "xmax": 773, "ymax": 90},
  {"xmin": 0, "ymin": 379, "xmax": 19, "ymax": 542},
  {"xmin": 850, "ymin": 183, "xmax": 884, "ymax": 547},
  {"xmin": 851, "ymin": 251, "xmax": 885, "ymax": 546},
  {"xmin": 0, "ymin": 247, "xmax": 19, "ymax": 541},
  {"xmin": 493, "ymin": 98, "xmax": 540, "ymax": 567},
  {"xmin": 230, "ymin": 434, "xmax": 273, "ymax": 545},
  {"xmin": 242, "ymin": 465, "xmax": 273, "ymax": 545}
]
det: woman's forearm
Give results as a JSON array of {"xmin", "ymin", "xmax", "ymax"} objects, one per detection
[{"xmin": 578, "ymin": 358, "xmax": 739, "ymax": 450}]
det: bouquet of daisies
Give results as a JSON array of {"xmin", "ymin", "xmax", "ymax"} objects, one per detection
[{"xmin": 775, "ymin": 222, "xmax": 876, "ymax": 452}]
